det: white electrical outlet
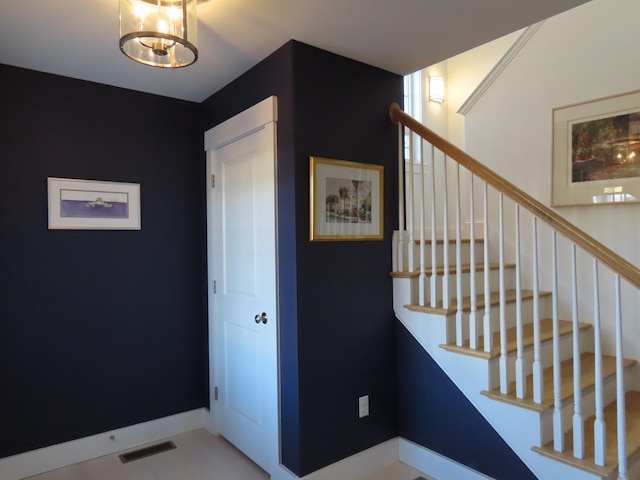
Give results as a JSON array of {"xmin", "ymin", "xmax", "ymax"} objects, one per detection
[{"xmin": 358, "ymin": 395, "xmax": 369, "ymax": 418}]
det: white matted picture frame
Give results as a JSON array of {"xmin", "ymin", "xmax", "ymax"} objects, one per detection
[
  {"xmin": 309, "ymin": 156, "xmax": 383, "ymax": 241},
  {"xmin": 552, "ymin": 89, "xmax": 640, "ymax": 207},
  {"xmin": 48, "ymin": 177, "xmax": 141, "ymax": 230}
]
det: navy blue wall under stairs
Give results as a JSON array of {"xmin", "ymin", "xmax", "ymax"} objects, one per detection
[{"xmin": 396, "ymin": 322, "xmax": 537, "ymax": 480}]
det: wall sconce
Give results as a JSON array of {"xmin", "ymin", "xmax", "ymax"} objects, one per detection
[
  {"xmin": 119, "ymin": 0, "xmax": 198, "ymax": 68},
  {"xmin": 429, "ymin": 76, "xmax": 445, "ymax": 103}
]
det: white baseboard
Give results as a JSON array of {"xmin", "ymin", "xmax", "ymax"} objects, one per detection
[
  {"xmin": 273, "ymin": 436, "xmax": 492, "ymax": 480},
  {"xmin": 0, "ymin": 408, "xmax": 208, "ymax": 480},
  {"xmin": 271, "ymin": 438, "xmax": 399, "ymax": 480},
  {"xmin": 399, "ymin": 437, "xmax": 494, "ymax": 480}
]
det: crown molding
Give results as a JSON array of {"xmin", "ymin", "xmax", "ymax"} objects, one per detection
[{"xmin": 457, "ymin": 21, "xmax": 544, "ymax": 116}]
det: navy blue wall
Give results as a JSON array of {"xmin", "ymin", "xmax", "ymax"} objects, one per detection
[
  {"xmin": 291, "ymin": 43, "xmax": 401, "ymax": 475},
  {"xmin": 396, "ymin": 323, "xmax": 536, "ymax": 479},
  {"xmin": 0, "ymin": 64, "xmax": 208, "ymax": 458},
  {"xmin": 202, "ymin": 41, "xmax": 402, "ymax": 476}
]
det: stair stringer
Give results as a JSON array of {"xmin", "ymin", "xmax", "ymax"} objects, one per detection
[{"xmin": 394, "ymin": 279, "xmax": 604, "ymax": 480}]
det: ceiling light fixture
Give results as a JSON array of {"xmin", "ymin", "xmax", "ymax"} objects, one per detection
[
  {"xmin": 429, "ymin": 76, "xmax": 445, "ymax": 103},
  {"xmin": 119, "ymin": 0, "xmax": 198, "ymax": 68}
]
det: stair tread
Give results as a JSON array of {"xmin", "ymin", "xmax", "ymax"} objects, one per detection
[
  {"xmin": 391, "ymin": 262, "xmax": 513, "ymax": 278},
  {"xmin": 405, "ymin": 288, "xmax": 551, "ymax": 316},
  {"xmin": 411, "ymin": 238, "xmax": 482, "ymax": 245},
  {"xmin": 481, "ymin": 352, "xmax": 637, "ymax": 412},
  {"xmin": 532, "ymin": 391, "xmax": 640, "ymax": 477},
  {"xmin": 439, "ymin": 318, "xmax": 590, "ymax": 360}
]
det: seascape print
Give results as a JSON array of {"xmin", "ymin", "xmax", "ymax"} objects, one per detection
[{"xmin": 60, "ymin": 189, "xmax": 129, "ymax": 218}]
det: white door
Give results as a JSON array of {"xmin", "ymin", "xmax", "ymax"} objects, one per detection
[{"xmin": 204, "ymin": 97, "xmax": 278, "ymax": 474}]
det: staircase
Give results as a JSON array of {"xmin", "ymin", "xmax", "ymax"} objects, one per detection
[{"xmin": 389, "ymin": 104, "xmax": 640, "ymax": 480}]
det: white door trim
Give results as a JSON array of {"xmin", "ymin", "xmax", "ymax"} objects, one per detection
[
  {"xmin": 204, "ymin": 97, "xmax": 278, "ymax": 151},
  {"xmin": 203, "ymin": 96, "xmax": 279, "ymax": 473}
]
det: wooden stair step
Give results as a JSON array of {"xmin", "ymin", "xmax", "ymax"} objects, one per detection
[
  {"xmin": 481, "ymin": 352, "xmax": 637, "ymax": 412},
  {"xmin": 391, "ymin": 262, "xmax": 512, "ymax": 279},
  {"xmin": 532, "ymin": 391, "xmax": 640, "ymax": 477},
  {"xmin": 405, "ymin": 288, "xmax": 551, "ymax": 316},
  {"xmin": 439, "ymin": 318, "xmax": 590, "ymax": 360}
]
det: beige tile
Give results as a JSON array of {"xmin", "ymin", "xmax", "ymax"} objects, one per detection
[
  {"xmin": 25, "ymin": 430, "xmax": 435, "ymax": 480},
  {"xmin": 362, "ymin": 462, "xmax": 434, "ymax": 480}
]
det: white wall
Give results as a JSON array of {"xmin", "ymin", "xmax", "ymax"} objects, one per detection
[
  {"xmin": 446, "ymin": 31, "xmax": 521, "ymax": 149},
  {"xmin": 418, "ymin": 31, "xmax": 521, "ymax": 149},
  {"xmin": 463, "ymin": 0, "xmax": 640, "ymax": 360}
]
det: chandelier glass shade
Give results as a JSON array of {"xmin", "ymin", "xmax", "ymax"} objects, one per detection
[{"xmin": 119, "ymin": 0, "xmax": 198, "ymax": 68}]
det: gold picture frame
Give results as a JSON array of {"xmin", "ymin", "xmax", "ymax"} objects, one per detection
[
  {"xmin": 309, "ymin": 156, "xmax": 383, "ymax": 241},
  {"xmin": 552, "ymin": 89, "xmax": 640, "ymax": 207}
]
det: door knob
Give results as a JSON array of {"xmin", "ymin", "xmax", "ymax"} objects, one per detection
[{"xmin": 254, "ymin": 312, "xmax": 268, "ymax": 324}]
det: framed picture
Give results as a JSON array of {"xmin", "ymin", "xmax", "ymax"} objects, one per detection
[
  {"xmin": 309, "ymin": 156, "xmax": 383, "ymax": 241},
  {"xmin": 552, "ymin": 89, "xmax": 640, "ymax": 207},
  {"xmin": 48, "ymin": 177, "xmax": 141, "ymax": 230}
]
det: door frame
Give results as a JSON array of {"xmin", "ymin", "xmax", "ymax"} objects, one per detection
[{"xmin": 203, "ymin": 96, "xmax": 281, "ymax": 473}]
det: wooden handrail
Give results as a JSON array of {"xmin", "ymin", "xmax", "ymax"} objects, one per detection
[{"xmin": 389, "ymin": 102, "xmax": 640, "ymax": 290}]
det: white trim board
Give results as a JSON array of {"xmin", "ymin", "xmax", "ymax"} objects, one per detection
[
  {"xmin": 399, "ymin": 438, "xmax": 495, "ymax": 480},
  {"xmin": 457, "ymin": 22, "xmax": 544, "ymax": 116},
  {"xmin": 271, "ymin": 439, "xmax": 399, "ymax": 480},
  {"xmin": 204, "ymin": 95, "xmax": 278, "ymax": 151},
  {"xmin": 0, "ymin": 408, "xmax": 208, "ymax": 480},
  {"xmin": 272, "ymin": 437, "xmax": 493, "ymax": 480}
]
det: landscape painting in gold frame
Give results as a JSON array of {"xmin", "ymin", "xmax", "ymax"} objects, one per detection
[
  {"xmin": 309, "ymin": 156, "xmax": 383, "ymax": 241},
  {"xmin": 552, "ymin": 89, "xmax": 640, "ymax": 207}
]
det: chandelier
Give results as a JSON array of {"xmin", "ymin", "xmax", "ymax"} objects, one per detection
[{"xmin": 119, "ymin": 0, "xmax": 198, "ymax": 68}]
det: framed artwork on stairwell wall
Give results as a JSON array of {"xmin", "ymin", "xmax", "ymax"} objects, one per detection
[
  {"xmin": 552, "ymin": 89, "xmax": 640, "ymax": 207},
  {"xmin": 309, "ymin": 156, "xmax": 383, "ymax": 241}
]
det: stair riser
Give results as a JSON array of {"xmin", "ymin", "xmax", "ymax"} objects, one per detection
[
  {"xmin": 487, "ymin": 327, "xmax": 594, "ymax": 391},
  {"xmin": 405, "ymin": 241, "xmax": 485, "ymax": 270},
  {"xmin": 456, "ymin": 296, "xmax": 553, "ymax": 342},
  {"xmin": 416, "ymin": 268, "xmax": 515, "ymax": 307}
]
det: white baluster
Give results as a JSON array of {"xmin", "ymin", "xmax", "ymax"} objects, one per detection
[
  {"xmin": 483, "ymin": 183, "xmax": 492, "ymax": 353},
  {"xmin": 615, "ymin": 275, "xmax": 628, "ymax": 480},
  {"xmin": 552, "ymin": 231, "xmax": 563, "ymax": 452},
  {"xmin": 430, "ymin": 145, "xmax": 437, "ymax": 308},
  {"xmin": 456, "ymin": 164, "xmax": 463, "ymax": 346},
  {"xmin": 407, "ymin": 131, "xmax": 415, "ymax": 273},
  {"xmin": 442, "ymin": 155, "xmax": 450, "ymax": 309},
  {"xmin": 499, "ymin": 194, "xmax": 508, "ymax": 394},
  {"xmin": 397, "ymin": 123, "xmax": 405, "ymax": 272},
  {"xmin": 418, "ymin": 139, "xmax": 426, "ymax": 306},
  {"xmin": 469, "ymin": 175, "xmax": 478, "ymax": 350},
  {"xmin": 532, "ymin": 218, "xmax": 543, "ymax": 404},
  {"xmin": 593, "ymin": 260, "xmax": 606, "ymax": 466},
  {"xmin": 515, "ymin": 205, "xmax": 525, "ymax": 399},
  {"xmin": 571, "ymin": 244, "xmax": 584, "ymax": 459}
]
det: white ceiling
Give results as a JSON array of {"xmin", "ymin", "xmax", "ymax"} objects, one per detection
[{"xmin": 0, "ymin": 0, "xmax": 589, "ymax": 103}]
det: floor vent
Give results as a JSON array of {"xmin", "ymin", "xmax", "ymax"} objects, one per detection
[
  {"xmin": 413, "ymin": 477, "xmax": 429, "ymax": 480},
  {"xmin": 118, "ymin": 441, "xmax": 177, "ymax": 464}
]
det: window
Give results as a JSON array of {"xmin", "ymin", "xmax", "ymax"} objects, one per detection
[{"xmin": 403, "ymin": 70, "xmax": 423, "ymax": 163}]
